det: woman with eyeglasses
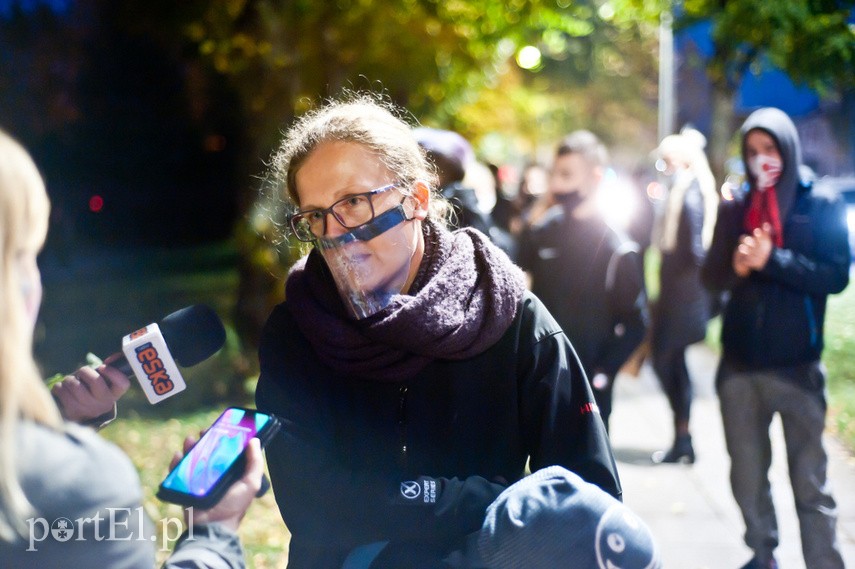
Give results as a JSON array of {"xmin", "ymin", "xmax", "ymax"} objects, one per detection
[{"xmin": 254, "ymin": 94, "xmax": 648, "ymax": 569}]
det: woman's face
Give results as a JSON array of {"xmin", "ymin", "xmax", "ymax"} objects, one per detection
[
  {"xmin": 522, "ymin": 166, "xmax": 547, "ymax": 197},
  {"xmin": 16, "ymin": 250, "xmax": 42, "ymax": 334},
  {"xmin": 294, "ymin": 141, "xmax": 427, "ymax": 295}
]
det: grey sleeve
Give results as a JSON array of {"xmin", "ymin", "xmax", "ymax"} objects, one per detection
[{"xmin": 162, "ymin": 524, "xmax": 245, "ymax": 569}]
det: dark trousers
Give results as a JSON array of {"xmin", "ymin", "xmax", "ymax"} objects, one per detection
[{"xmin": 652, "ymin": 344, "xmax": 693, "ymax": 426}]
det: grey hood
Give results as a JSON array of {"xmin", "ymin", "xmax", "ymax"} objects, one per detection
[{"xmin": 740, "ymin": 107, "xmax": 805, "ymax": 220}]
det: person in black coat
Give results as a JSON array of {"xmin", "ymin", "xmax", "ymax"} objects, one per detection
[
  {"xmin": 518, "ymin": 130, "xmax": 648, "ymax": 431},
  {"xmin": 252, "ymin": 95, "xmax": 649, "ymax": 569},
  {"xmin": 701, "ymin": 107, "xmax": 849, "ymax": 569},
  {"xmin": 414, "ymin": 127, "xmax": 516, "ymax": 260},
  {"xmin": 649, "ymin": 128, "xmax": 720, "ymax": 464}
]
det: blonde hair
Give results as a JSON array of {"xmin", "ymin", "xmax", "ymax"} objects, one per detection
[
  {"xmin": 0, "ymin": 129, "xmax": 62, "ymax": 541},
  {"xmin": 263, "ymin": 92, "xmax": 451, "ymax": 243},
  {"xmin": 656, "ymin": 128, "xmax": 719, "ymax": 251}
]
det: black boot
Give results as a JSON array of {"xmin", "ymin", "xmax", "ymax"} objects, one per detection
[
  {"xmin": 652, "ymin": 433, "xmax": 695, "ymax": 464},
  {"xmin": 739, "ymin": 555, "xmax": 778, "ymax": 569}
]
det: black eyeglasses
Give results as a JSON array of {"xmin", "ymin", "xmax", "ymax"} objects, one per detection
[{"xmin": 289, "ymin": 183, "xmax": 398, "ymax": 242}]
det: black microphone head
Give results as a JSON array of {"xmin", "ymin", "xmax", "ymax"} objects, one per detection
[{"xmin": 158, "ymin": 305, "xmax": 226, "ymax": 367}]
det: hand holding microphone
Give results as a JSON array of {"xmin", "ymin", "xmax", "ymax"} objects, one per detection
[
  {"xmin": 52, "ymin": 354, "xmax": 132, "ymax": 424},
  {"xmin": 51, "ymin": 305, "xmax": 226, "ymax": 425}
]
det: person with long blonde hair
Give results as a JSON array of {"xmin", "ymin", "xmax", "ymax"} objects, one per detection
[
  {"xmin": 649, "ymin": 127, "xmax": 720, "ymax": 464},
  {"xmin": 0, "ymin": 128, "xmax": 262, "ymax": 568},
  {"xmin": 0, "ymin": 126, "xmax": 65, "ymax": 543}
]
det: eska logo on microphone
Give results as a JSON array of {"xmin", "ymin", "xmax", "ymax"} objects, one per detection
[{"xmin": 134, "ymin": 342, "xmax": 175, "ymax": 395}]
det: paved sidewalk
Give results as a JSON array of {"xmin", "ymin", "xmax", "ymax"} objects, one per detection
[{"xmin": 610, "ymin": 344, "xmax": 855, "ymax": 569}]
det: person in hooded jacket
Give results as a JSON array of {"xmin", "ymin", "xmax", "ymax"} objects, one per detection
[
  {"xmin": 701, "ymin": 107, "xmax": 850, "ymax": 569},
  {"xmin": 254, "ymin": 94, "xmax": 626, "ymax": 569}
]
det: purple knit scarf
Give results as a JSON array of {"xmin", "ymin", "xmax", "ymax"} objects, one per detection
[{"xmin": 285, "ymin": 221, "xmax": 526, "ymax": 382}]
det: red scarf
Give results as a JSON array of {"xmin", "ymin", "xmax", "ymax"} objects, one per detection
[{"xmin": 744, "ymin": 186, "xmax": 783, "ymax": 247}]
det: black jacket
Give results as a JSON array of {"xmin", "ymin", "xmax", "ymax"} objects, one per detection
[
  {"xmin": 654, "ymin": 178, "xmax": 714, "ymax": 352},
  {"xmin": 518, "ymin": 204, "xmax": 648, "ymax": 380},
  {"xmin": 701, "ymin": 182, "xmax": 850, "ymax": 372},
  {"xmin": 443, "ymin": 181, "xmax": 517, "ymax": 261},
  {"xmin": 256, "ymin": 291, "xmax": 620, "ymax": 569}
]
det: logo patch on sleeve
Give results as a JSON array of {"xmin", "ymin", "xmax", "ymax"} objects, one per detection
[
  {"xmin": 398, "ymin": 478, "xmax": 437, "ymax": 505},
  {"xmin": 400, "ymin": 481, "xmax": 421, "ymax": 500}
]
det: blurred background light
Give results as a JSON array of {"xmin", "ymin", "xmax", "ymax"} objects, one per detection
[
  {"xmin": 516, "ymin": 45, "xmax": 542, "ymax": 70},
  {"xmin": 597, "ymin": 168, "xmax": 638, "ymax": 231},
  {"xmin": 88, "ymin": 194, "xmax": 104, "ymax": 213}
]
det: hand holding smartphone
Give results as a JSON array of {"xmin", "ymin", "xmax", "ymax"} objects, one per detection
[{"xmin": 157, "ymin": 407, "xmax": 280, "ymax": 509}]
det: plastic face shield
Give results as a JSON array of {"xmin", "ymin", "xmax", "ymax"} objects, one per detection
[{"xmin": 315, "ymin": 203, "xmax": 416, "ymax": 319}]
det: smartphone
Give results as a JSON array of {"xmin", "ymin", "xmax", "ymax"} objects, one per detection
[{"xmin": 157, "ymin": 407, "xmax": 280, "ymax": 509}]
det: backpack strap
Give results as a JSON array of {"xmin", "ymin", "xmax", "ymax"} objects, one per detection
[{"xmin": 605, "ymin": 240, "xmax": 640, "ymax": 292}]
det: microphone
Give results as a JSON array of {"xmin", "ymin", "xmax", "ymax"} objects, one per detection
[{"xmin": 115, "ymin": 304, "xmax": 226, "ymax": 404}]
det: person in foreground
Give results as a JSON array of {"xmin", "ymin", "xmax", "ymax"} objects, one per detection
[
  {"xmin": 0, "ymin": 128, "xmax": 262, "ymax": 569},
  {"xmin": 254, "ymin": 93, "xmax": 658, "ymax": 568},
  {"xmin": 702, "ymin": 107, "xmax": 850, "ymax": 569}
]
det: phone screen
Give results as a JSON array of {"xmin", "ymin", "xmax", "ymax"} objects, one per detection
[{"xmin": 161, "ymin": 408, "xmax": 273, "ymax": 497}]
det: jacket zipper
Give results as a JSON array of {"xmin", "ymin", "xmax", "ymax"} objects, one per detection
[
  {"xmin": 804, "ymin": 295, "xmax": 819, "ymax": 347},
  {"xmin": 397, "ymin": 385, "xmax": 409, "ymax": 468}
]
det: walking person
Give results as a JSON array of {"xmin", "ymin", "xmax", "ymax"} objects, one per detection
[
  {"xmin": 253, "ymin": 94, "xmax": 662, "ymax": 568},
  {"xmin": 702, "ymin": 107, "xmax": 850, "ymax": 569},
  {"xmin": 650, "ymin": 128, "xmax": 720, "ymax": 464},
  {"xmin": 517, "ymin": 130, "xmax": 648, "ymax": 430}
]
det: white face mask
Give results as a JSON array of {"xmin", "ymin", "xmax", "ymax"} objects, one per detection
[{"xmin": 748, "ymin": 154, "xmax": 782, "ymax": 190}]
